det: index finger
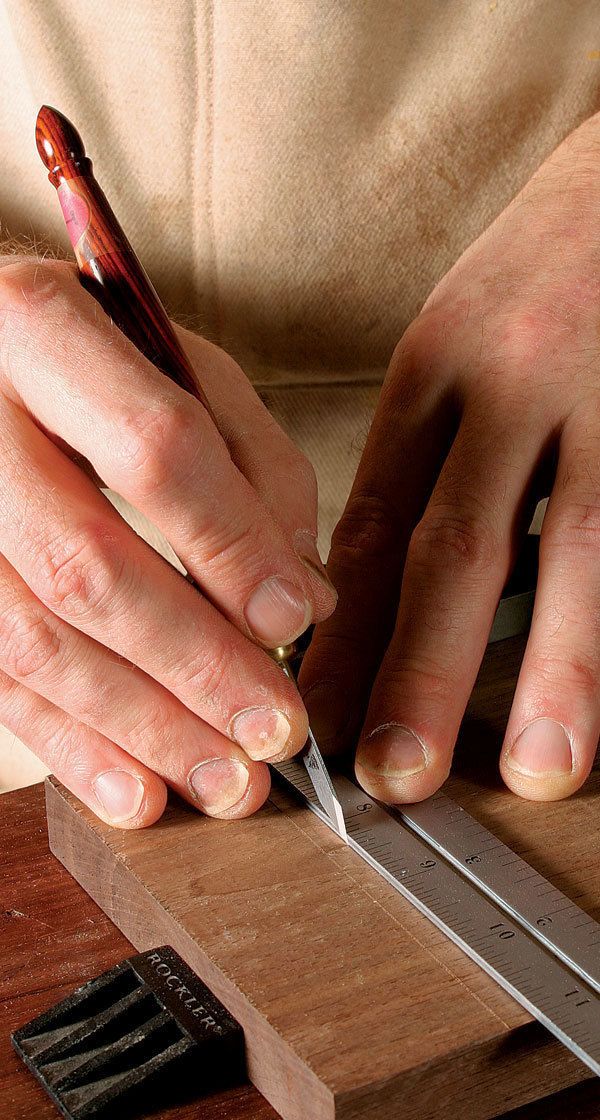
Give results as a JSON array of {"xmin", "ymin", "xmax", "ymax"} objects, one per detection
[
  {"xmin": 0, "ymin": 260, "xmax": 336, "ymax": 648},
  {"xmin": 300, "ymin": 343, "xmax": 455, "ymax": 753}
]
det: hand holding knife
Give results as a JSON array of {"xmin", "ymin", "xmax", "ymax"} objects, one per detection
[{"xmin": 35, "ymin": 104, "xmax": 344, "ymax": 833}]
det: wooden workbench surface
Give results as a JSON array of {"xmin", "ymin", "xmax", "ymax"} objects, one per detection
[
  {"xmin": 0, "ymin": 784, "xmax": 275, "ymax": 1120},
  {"xmin": 0, "ymin": 784, "xmax": 598, "ymax": 1119}
]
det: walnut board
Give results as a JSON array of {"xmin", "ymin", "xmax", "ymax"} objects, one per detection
[{"xmin": 45, "ymin": 636, "xmax": 600, "ymax": 1120}]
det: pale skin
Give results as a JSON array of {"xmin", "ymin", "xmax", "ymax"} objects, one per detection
[
  {"xmin": 0, "ymin": 256, "xmax": 337, "ymax": 827},
  {"xmin": 303, "ymin": 111, "xmax": 600, "ymax": 806},
  {"xmin": 2, "ymin": 112, "xmax": 600, "ymax": 827}
]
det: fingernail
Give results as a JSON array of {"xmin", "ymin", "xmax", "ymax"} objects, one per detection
[
  {"xmin": 304, "ymin": 680, "xmax": 351, "ymax": 750},
  {"xmin": 244, "ymin": 577, "xmax": 311, "ymax": 644},
  {"xmin": 294, "ymin": 530, "xmax": 337, "ymax": 598},
  {"xmin": 357, "ymin": 724, "xmax": 428, "ymax": 777},
  {"xmin": 506, "ymin": 718, "xmax": 573, "ymax": 776},
  {"xmin": 92, "ymin": 770, "xmax": 145, "ymax": 823},
  {"xmin": 230, "ymin": 707, "xmax": 291, "ymax": 761},
  {"xmin": 188, "ymin": 757, "xmax": 249, "ymax": 813}
]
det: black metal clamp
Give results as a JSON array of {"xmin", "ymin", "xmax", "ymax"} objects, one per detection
[{"xmin": 12, "ymin": 946, "xmax": 245, "ymax": 1119}]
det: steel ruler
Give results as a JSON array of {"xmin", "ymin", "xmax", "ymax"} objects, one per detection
[{"xmin": 272, "ymin": 742, "xmax": 600, "ymax": 1077}]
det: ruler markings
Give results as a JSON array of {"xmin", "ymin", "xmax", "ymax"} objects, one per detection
[
  {"xmin": 393, "ymin": 793, "xmax": 600, "ymax": 994},
  {"xmin": 273, "ymin": 757, "xmax": 600, "ymax": 1076}
]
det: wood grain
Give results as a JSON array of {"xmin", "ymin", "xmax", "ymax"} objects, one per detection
[
  {"xmin": 2, "ymin": 783, "xmax": 600, "ymax": 1119},
  {"xmin": 0, "ymin": 785, "xmax": 277, "ymax": 1120},
  {"xmin": 45, "ymin": 635, "xmax": 600, "ymax": 1120}
]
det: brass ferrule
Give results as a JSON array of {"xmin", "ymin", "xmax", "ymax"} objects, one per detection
[{"xmin": 269, "ymin": 643, "xmax": 297, "ymax": 664}]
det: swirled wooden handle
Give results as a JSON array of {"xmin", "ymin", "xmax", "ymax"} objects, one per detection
[{"xmin": 36, "ymin": 104, "xmax": 213, "ymax": 415}]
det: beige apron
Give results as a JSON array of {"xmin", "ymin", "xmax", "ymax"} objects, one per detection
[{"xmin": 1, "ymin": 0, "xmax": 598, "ymax": 788}]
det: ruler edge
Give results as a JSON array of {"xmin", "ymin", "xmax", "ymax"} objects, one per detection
[{"xmin": 272, "ymin": 760, "xmax": 600, "ymax": 1078}]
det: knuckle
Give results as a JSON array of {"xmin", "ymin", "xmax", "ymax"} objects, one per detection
[
  {"xmin": 388, "ymin": 312, "xmax": 445, "ymax": 388},
  {"xmin": 124, "ymin": 701, "xmax": 178, "ymax": 766},
  {"xmin": 69, "ymin": 667, "xmax": 126, "ymax": 729},
  {"xmin": 194, "ymin": 515, "xmax": 256, "ymax": 572},
  {"xmin": 408, "ymin": 510, "xmax": 498, "ymax": 577},
  {"xmin": 391, "ymin": 317, "xmax": 432, "ymax": 373},
  {"xmin": 382, "ymin": 318, "xmax": 445, "ymax": 419},
  {"xmin": 176, "ymin": 641, "xmax": 230, "ymax": 706},
  {"xmin": 528, "ymin": 650, "xmax": 598, "ymax": 704},
  {"xmin": 0, "ymin": 667, "xmax": 22, "ymax": 700},
  {"xmin": 43, "ymin": 713, "xmax": 77, "ymax": 775},
  {"xmin": 378, "ymin": 652, "xmax": 455, "ymax": 705},
  {"xmin": 35, "ymin": 523, "xmax": 126, "ymax": 619},
  {"xmin": 0, "ymin": 259, "xmax": 74, "ymax": 356},
  {"xmin": 0, "ymin": 257, "xmax": 71, "ymax": 305},
  {"xmin": 331, "ymin": 492, "xmax": 403, "ymax": 564},
  {"xmin": 117, "ymin": 397, "xmax": 207, "ymax": 498},
  {"xmin": 544, "ymin": 498, "xmax": 600, "ymax": 554},
  {"xmin": 494, "ymin": 308, "xmax": 556, "ymax": 373},
  {"xmin": 0, "ymin": 605, "xmax": 60, "ymax": 682}
]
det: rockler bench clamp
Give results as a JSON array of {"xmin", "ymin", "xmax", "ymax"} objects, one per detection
[{"xmin": 12, "ymin": 946, "xmax": 245, "ymax": 1119}]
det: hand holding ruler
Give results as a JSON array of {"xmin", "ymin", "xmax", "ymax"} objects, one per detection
[{"xmin": 273, "ymin": 653, "xmax": 600, "ymax": 1078}]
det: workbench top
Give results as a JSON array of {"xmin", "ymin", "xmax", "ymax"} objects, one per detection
[{"xmin": 1, "ymin": 783, "xmax": 599, "ymax": 1120}]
